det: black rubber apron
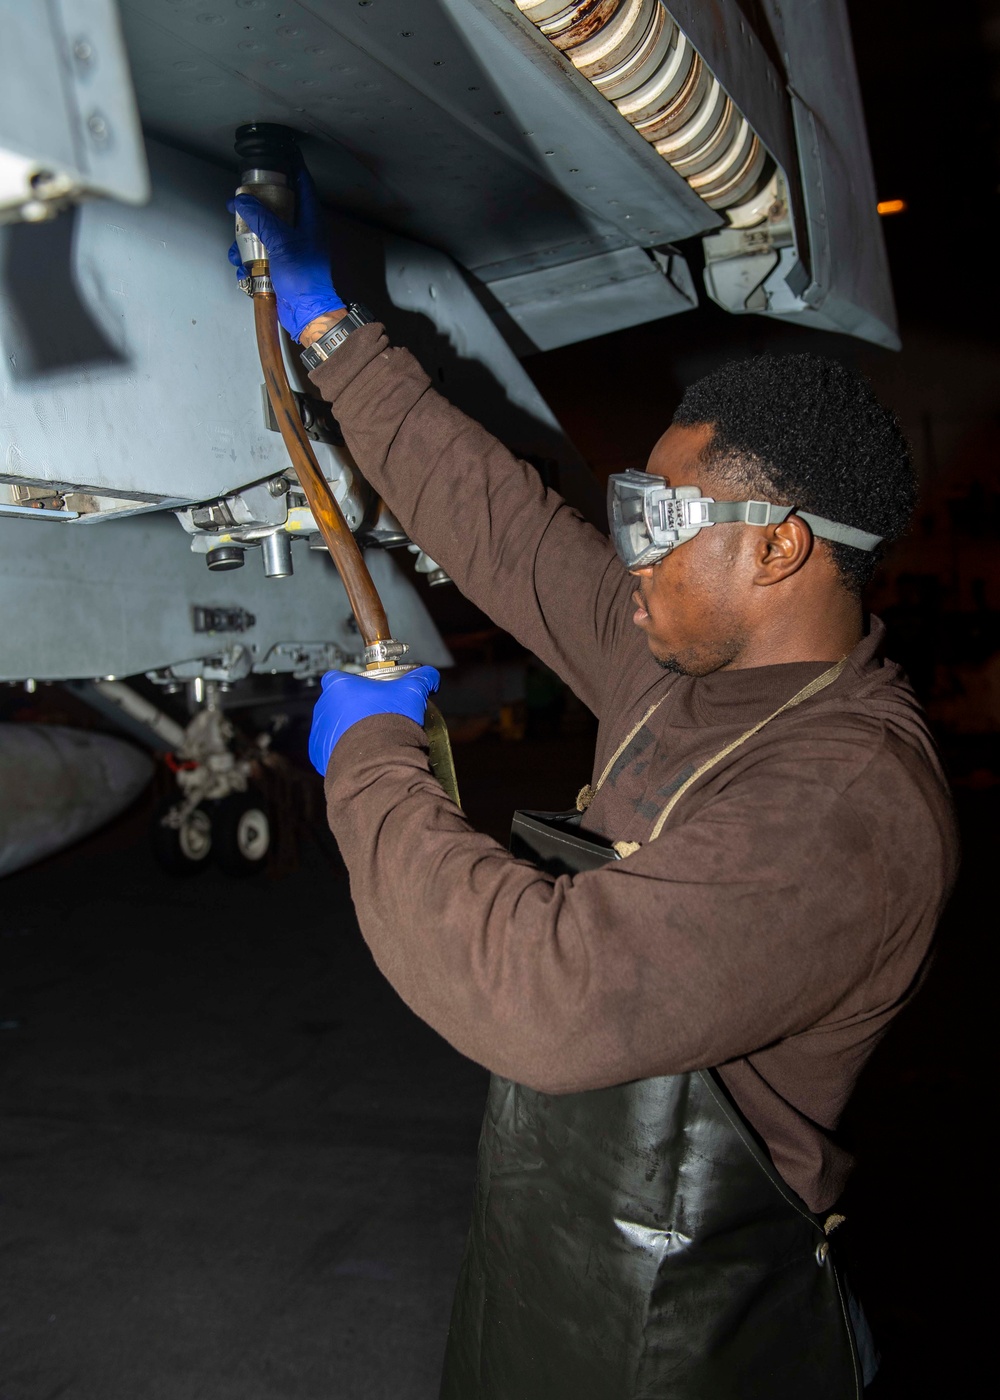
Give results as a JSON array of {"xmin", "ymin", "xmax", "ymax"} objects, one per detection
[{"xmin": 440, "ymin": 664, "xmax": 862, "ymax": 1400}]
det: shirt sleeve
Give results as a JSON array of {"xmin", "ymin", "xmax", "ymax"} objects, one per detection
[
  {"xmin": 324, "ymin": 712, "xmax": 886, "ymax": 1094},
  {"xmin": 309, "ymin": 324, "xmax": 633, "ymax": 718}
]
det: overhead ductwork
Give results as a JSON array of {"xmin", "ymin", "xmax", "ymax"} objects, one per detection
[{"xmin": 514, "ymin": 0, "xmax": 770, "ymax": 219}]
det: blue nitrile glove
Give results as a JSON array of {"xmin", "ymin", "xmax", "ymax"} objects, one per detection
[
  {"xmin": 227, "ymin": 164, "xmax": 345, "ymax": 340},
  {"xmin": 308, "ymin": 666, "xmax": 441, "ymax": 776}
]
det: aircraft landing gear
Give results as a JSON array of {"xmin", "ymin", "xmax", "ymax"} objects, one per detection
[
  {"xmin": 211, "ymin": 789, "xmax": 271, "ymax": 877},
  {"xmin": 150, "ymin": 788, "xmax": 272, "ymax": 877},
  {"xmin": 149, "ymin": 794, "xmax": 213, "ymax": 875},
  {"xmin": 146, "ymin": 680, "xmax": 273, "ymax": 878}
]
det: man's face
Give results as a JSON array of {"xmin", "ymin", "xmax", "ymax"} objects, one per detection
[{"xmin": 629, "ymin": 422, "xmax": 756, "ymax": 675}]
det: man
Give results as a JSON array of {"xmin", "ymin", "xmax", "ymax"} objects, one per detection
[{"xmin": 231, "ymin": 176, "xmax": 958, "ymax": 1398}]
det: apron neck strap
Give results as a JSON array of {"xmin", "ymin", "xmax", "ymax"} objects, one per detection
[
  {"xmin": 576, "ymin": 693, "xmax": 670, "ymax": 813},
  {"xmin": 647, "ymin": 658, "xmax": 848, "ymax": 842}
]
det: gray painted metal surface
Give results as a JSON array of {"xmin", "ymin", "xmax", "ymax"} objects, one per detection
[
  {"xmin": 0, "ymin": 0, "xmax": 898, "ymax": 693},
  {"xmin": 762, "ymin": 0, "xmax": 897, "ymax": 347},
  {"xmin": 485, "ymin": 0, "xmax": 896, "ymax": 347},
  {"xmin": 667, "ymin": 0, "xmax": 897, "ymax": 347},
  {"xmin": 0, "ymin": 0, "xmax": 149, "ymax": 222},
  {"xmin": 118, "ymin": 0, "xmax": 717, "ymax": 271},
  {"xmin": 0, "ymin": 141, "xmax": 283, "ymax": 513},
  {"xmin": 112, "ymin": 0, "xmax": 713, "ymax": 350},
  {"xmin": 0, "ymin": 509, "xmax": 451, "ymax": 684},
  {"xmin": 0, "ymin": 137, "xmax": 598, "ymax": 520},
  {"xmin": 1, "ymin": 0, "xmax": 896, "ymax": 373},
  {"xmin": 483, "ymin": 244, "xmax": 697, "ymax": 352}
]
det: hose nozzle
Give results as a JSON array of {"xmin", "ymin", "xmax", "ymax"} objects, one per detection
[{"xmin": 233, "ymin": 122, "xmax": 300, "ymax": 268}]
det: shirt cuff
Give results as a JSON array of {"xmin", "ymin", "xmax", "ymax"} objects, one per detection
[{"xmin": 324, "ymin": 711, "xmax": 431, "ymax": 802}]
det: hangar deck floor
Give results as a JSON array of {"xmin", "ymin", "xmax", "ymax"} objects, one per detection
[{"xmin": 0, "ymin": 730, "xmax": 985, "ymax": 1398}]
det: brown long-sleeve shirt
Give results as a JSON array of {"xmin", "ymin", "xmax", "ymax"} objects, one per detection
[{"xmin": 310, "ymin": 325, "xmax": 958, "ymax": 1212}]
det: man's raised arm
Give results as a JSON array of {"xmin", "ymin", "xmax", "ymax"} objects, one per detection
[{"xmin": 230, "ymin": 175, "xmax": 632, "ymax": 717}]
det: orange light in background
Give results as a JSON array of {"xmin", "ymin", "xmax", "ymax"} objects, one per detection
[{"xmin": 877, "ymin": 199, "xmax": 908, "ymax": 216}]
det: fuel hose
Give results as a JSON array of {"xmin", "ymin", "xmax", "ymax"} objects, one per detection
[{"xmin": 234, "ymin": 125, "xmax": 459, "ymax": 806}]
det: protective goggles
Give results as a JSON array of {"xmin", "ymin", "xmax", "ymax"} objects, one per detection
[{"xmin": 607, "ymin": 470, "xmax": 882, "ymax": 571}]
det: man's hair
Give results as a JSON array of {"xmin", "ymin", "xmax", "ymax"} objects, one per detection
[{"xmin": 672, "ymin": 353, "xmax": 915, "ymax": 593}]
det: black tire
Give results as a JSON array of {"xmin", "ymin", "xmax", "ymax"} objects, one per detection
[
  {"xmin": 211, "ymin": 790, "xmax": 271, "ymax": 877},
  {"xmin": 149, "ymin": 795, "xmax": 212, "ymax": 876}
]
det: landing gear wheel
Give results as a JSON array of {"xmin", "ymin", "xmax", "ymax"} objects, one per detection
[
  {"xmin": 212, "ymin": 790, "xmax": 271, "ymax": 877},
  {"xmin": 150, "ymin": 796, "xmax": 212, "ymax": 876}
]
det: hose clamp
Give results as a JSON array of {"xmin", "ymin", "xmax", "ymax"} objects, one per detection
[
  {"xmin": 363, "ymin": 639, "xmax": 409, "ymax": 668},
  {"xmin": 239, "ymin": 273, "xmax": 274, "ymax": 297}
]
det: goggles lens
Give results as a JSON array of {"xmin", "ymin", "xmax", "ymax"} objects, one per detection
[{"xmin": 608, "ymin": 471, "xmax": 706, "ymax": 570}]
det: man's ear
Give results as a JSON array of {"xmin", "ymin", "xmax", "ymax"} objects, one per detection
[{"xmin": 751, "ymin": 515, "xmax": 813, "ymax": 586}]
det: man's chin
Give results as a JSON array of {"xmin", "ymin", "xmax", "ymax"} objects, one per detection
[
  {"xmin": 649, "ymin": 635, "xmax": 742, "ymax": 677},
  {"xmin": 648, "ymin": 637, "xmax": 691, "ymax": 675},
  {"xmin": 652, "ymin": 653, "xmax": 691, "ymax": 675}
]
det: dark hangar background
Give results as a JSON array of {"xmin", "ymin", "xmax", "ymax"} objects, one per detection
[{"xmin": 2, "ymin": 3, "xmax": 997, "ymax": 1396}]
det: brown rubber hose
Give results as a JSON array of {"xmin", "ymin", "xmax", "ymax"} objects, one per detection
[
  {"xmin": 249, "ymin": 277, "xmax": 460, "ymax": 806},
  {"xmin": 251, "ymin": 285, "xmax": 391, "ymax": 647}
]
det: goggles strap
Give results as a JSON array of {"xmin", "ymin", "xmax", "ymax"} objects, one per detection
[
  {"xmin": 708, "ymin": 501, "xmax": 793, "ymax": 528},
  {"xmin": 797, "ymin": 512, "xmax": 883, "ymax": 552},
  {"xmin": 709, "ymin": 501, "xmax": 882, "ymax": 552}
]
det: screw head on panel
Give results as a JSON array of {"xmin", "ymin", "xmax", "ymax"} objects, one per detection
[{"xmin": 87, "ymin": 111, "xmax": 109, "ymax": 143}]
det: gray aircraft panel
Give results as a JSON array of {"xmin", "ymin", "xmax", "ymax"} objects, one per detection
[
  {"xmin": 483, "ymin": 244, "xmax": 697, "ymax": 353},
  {"xmin": 112, "ymin": 0, "xmax": 720, "ymax": 348},
  {"xmin": 0, "ymin": 509, "xmax": 451, "ymax": 684},
  {"xmin": 0, "ymin": 0, "xmax": 149, "ymax": 221},
  {"xmin": 118, "ymin": 0, "xmax": 718, "ymax": 276},
  {"xmin": 4, "ymin": 0, "xmax": 899, "ymax": 360},
  {"xmin": 666, "ymin": 0, "xmax": 897, "ymax": 347},
  {"xmin": 0, "ymin": 141, "xmax": 289, "ymax": 511},
  {"xmin": 0, "ymin": 0, "xmax": 901, "ymax": 613},
  {"xmin": 0, "ymin": 137, "xmax": 601, "ymax": 521},
  {"xmin": 760, "ymin": 0, "xmax": 897, "ymax": 348}
]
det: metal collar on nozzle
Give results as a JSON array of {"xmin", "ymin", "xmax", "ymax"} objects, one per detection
[{"xmin": 233, "ymin": 122, "xmax": 300, "ymax": 270}]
